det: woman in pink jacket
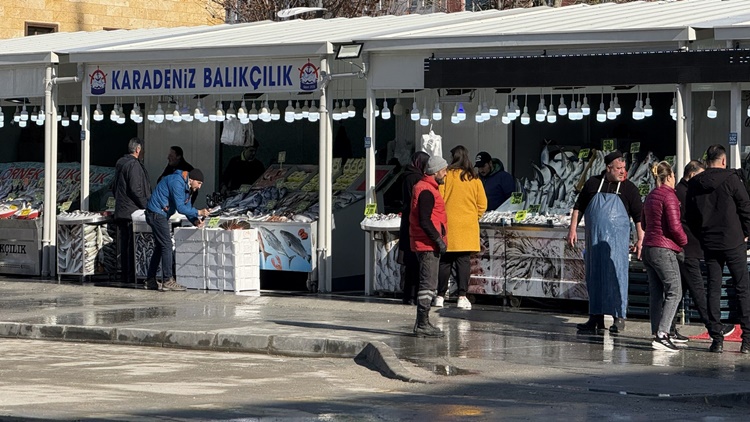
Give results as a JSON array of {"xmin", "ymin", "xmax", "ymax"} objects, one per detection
[{"xmin": 642, "ymin": 161, "xmax": 688, "ymax": 352}]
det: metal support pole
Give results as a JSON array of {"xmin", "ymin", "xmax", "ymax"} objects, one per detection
[
  {"xmin": 41, "ymin": 66, "xmax": 53, "ymax": 277},
  {"xmin": 730, "ymin": 82, "xmax": 742, "ymax": 169},
  {"xmin": 676, "ymin": 84, "xmax": 686, "ymax": 181},
  {"xmin": 317, "ymin": 57, "xmax": 329, "ymax": 292},
  {"xmin": 363, "ymin": 61, "xmax": 376, "ymax": 296}
]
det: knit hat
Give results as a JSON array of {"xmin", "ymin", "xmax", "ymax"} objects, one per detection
[
  {"xmin": 604, "ymin": 150, "xmax": 623, "ymax": 166},
  {"xmin": 425, "ymin": 156, "xmax": 448, "ymax": 175},
  {"xmin": 188, "ymin": 168, "xmax": 204, "ymax": 182}
]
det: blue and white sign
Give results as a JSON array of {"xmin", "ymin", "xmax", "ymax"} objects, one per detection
[
  {"xmin": 730, "ymin": 132, "xmax": 738, "ymax": 146},
  {"xmin": 87, "ymin": 59, "xmax": 320, "ymax": 96}
]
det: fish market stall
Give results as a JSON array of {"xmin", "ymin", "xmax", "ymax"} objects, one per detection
[{"xmin": 56, "ymin": 211, "xmax": 116, "ymax": 281}]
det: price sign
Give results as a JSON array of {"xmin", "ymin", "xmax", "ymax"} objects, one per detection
[
  {"xmin": 638, "ymin": 183, "xmax": 651, "ymax": 197},
  {"xmin": 510, "ymin": 192, "xmax": 523, "ymax": 205},
  {"xmin": 106, "ymin": 197, "xmax": 116, "ymax": 209},
  {"xmin": 207, "ymin": 217, "xmax": 220, "ymax": 228},
  {"xmin": 514, "ymin": 210, "xmax": 528, "ymax": 223},
  {"xmin": 238, "ymin": 184, "xmax": 252, "ymax": 193},
  {"xmin": 578, "ymin": 148, "xmax": 590, "ymax": 159},
  {"xmin": 630, "ymin": 142, "xmax": 640, "ymax": 154},
  {"xmin": 20, "ymin": 209, "xmax": 30, "ymax": 217},
  {"xmin": 277, "ymin": 151, "xmax": 286, "ymax": 164},
  {"xmin": 528, "ymin": 204, "xmax": 541, "ymax": 213},
  {"xmin": 665, "ymin": 156, "xmax": 675, "ymax": 166},
  {"xmin": 364, "ymin": 203, "xmax": 377, "ymax": 217},
  {"xmin": 59, "ymin": 201, "xmax": 72, "ymax": 212},
  {"xmin": 602, "ymin": 139, "xmax": 615, "ymax": 152}
]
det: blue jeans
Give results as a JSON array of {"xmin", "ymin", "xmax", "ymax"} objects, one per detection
[
  {"xmin": 643, "ymin": 246, "xmax": 682, "ymax": 335},
  {"xmin": 145, "ymin": 210, "xmax": 172, "ymax": 280}
]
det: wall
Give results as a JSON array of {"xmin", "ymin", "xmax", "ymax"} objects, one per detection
[{"xmin": 0, "ymin": 0, "xmax": 223, "ymax": 39}]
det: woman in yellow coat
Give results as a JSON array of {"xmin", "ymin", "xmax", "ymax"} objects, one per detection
[{"xmin": 436, "ymin": 145, "xmax": 487, "ymax": 310}]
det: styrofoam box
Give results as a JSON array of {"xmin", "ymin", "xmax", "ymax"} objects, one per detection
[
  {"xmin": 176, "ymin": 250, "xmax": 204, "ymax": 267},
  {"xmin": 174, "ymin": 228, "xmax": 205, "ymax": 242},
  {"xmin": 178, "ymin": 275, "xmax": 206, "ymax": 290},
  {"xmin": 176, "ymin": 263, "xmax": 204, "ymax": 278},
  {"xmin": 206, "ymin": 251, "xmax": 259, "ymax": 267}
]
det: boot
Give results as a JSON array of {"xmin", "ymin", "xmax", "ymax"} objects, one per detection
[
  {"xmin": 414, "ymin": 308, "xmax": 444, "ymax": 338},
  {"xmin": 577, "ymin": 314, "xmax": 605, "ymax": 332},
  {"xmin": 610, "ymin": 317, "xmax": 625, "ymax": 333}
]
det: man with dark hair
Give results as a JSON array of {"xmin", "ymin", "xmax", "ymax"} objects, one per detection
[
  {"xmin": 687, "ymin": 144, "xmax": 750, "ymax": 353},
  {"xmin": 410, "ymin": 155, "xmax": 449, "ymax": 338},
  {"xmin": 568, "ymin": 150, "xmax": 643, "ymax": 334},
  {"xmin": 474, "ymin": 151, "xmax": 515, "ymax": 210},
  {"xmin": 145, "ymin": 168, "xmax": 210, "ymax": 291},
  {"xmin": 221, "ymin": 138, "xmax": 266, "ymax": 193},
  {"xmin": 158, "ymin": 146, "xmax": 193, "ymax": 183},
  {"xmin": 113, "ymin": 138, "xmax": 151, "ymax": 285}
]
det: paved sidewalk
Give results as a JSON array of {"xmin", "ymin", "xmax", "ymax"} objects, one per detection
[{"xmin": 1, "ymin": 278, "xmax": 750, "ymax": 407}]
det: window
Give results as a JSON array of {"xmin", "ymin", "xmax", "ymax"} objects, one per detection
[{"xmin": 25, "ymin": 22, "xmax": 58, "ymax": 36}]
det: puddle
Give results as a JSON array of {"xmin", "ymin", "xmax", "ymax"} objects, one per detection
[{"xmin": 411, "ymin": 362, "xmax": 478, "ymax": 376}]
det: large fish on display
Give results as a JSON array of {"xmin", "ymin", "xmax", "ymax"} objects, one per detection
[{"xmin": 279, "ymin": 230, "xmax": 312, "ymax": 265}]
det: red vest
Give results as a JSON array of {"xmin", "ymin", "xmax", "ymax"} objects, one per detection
[{"xmin": 409, "ymin": 175, "xmax": 447, "ymax": 252}]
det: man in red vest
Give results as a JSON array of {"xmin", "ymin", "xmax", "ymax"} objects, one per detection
[{"xmin": 409, "ymin": 155, "xmax": 449, "ymax": 338}]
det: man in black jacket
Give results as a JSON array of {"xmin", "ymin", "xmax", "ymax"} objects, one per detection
[
  {"xmin": 158, "ymin": 146, "xmax": 196, "ymax": 204},
  {"xmin": 113, "ymin": 138, "xmax": 151, "ymax": 285},
  {"xmin": 687, "ymin": 144, "xmax": 750, "ymax": 353}
]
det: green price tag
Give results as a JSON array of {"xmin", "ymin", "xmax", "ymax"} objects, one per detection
[
  {"xmin": 510, "ymin": 192, "xmax": 523, "ymax": 205},
  {"xmin": 630, "ymin": 142, "xmax": 640, "ymax": 154},
  {"xmin": 638, "ymin": 183, "xmax": 651, "ymax": 197},
  {"xmin": 59, "ymin": 201, "xmax": 72, "ymax": 212},
  {"xmin": 238, "ymin": 184, "xmax": 252, "ymax": 193},
  {"xmin": 665, "ymin": 156, "xmax": 675, "ymax": 166},
  {"xmin": 578, "ymin": 148, "xmax": 590, "ymax": 159},
  {"xmin": 106, "ymin": 197, "xmax": 116, "ymax": 209},
  {"xmin": 364, "ymin": 203, "xmax": 377, "ymax": 217},
  {"xmin": 528, "ymin": 204, "xmax": 541, "ymax": 213},
  {"xmin": 207, "ymin": 217, "xmax": 220, "ymax": 228},
  {"xmin": 602, "ymin": 139, "xmax": 615, "ymax": 152},
  {"xmin": 514, "ymin": 210, "xmax": 528, "ymax": 223},
  {"xmin": 6, "ymin": 194, "xmax": 15, "ymax": 201}
]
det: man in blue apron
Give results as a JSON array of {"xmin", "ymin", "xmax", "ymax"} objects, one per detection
[{"xmin": 567, "ymin": 150, "xmax": 644, "ymax": 333}]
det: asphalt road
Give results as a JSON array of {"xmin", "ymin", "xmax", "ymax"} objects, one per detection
[{"xmin": 1, "ymin": 339, "xmax": 748, "ymax": 421}]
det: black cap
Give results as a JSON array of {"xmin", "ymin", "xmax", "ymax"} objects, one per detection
[
  {"xmin": 188, "ymin": 168, "xmax": 204, "ymax": 182},
  {"xmin": 604, "ymin": 150, "xmax": 623, "ymax": 166},
  {"xmin": 475, "ymin": 151, "xmax": 492, "ymax": 167}
]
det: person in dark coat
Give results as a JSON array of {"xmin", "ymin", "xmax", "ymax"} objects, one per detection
[
  {"xmin": 221, "ymin": 140, "xmax": 265, "ymax": 193},
  {"xmin": 113, "ymin": 137, "xmax": 151, "ymax": 285},
  {"xmin": 158, "ymin": 146, "xmax": 196, "ymax": 204},
  {"xmin": 474, "ymin": 151, "xmax": 515, "ymax": 210},
  {"xmin": 398, "ymin": 151, "xmax": 430, "ymax": 305},
  {"xmin": 686, "ymin": 144, "xmax": 750, "ymax": 354}
]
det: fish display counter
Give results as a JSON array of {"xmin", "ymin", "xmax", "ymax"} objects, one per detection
[
  {"xmin": 56, "ymin": 211, "xmax": 116, "ymax": 281},
  {"xmin": 0, "ymin": 219, "xmax": 42, "ymax": 276}
]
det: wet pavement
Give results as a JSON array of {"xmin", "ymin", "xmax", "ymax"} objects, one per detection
[{"xmin": 2, "ymin": 278, "xmax": 750, "ymax": 406}]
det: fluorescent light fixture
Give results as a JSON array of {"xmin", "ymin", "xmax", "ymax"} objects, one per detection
[{"xmin": 335, "ymin": 43, "xmax": 363, "ymax": 60}]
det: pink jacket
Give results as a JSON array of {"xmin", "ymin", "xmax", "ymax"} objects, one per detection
[{"xmin": 642, "ymin": 185, "xmax": 688, "ymax": 252}]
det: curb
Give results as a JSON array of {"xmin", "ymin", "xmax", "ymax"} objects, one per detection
[{"xmin": 0, "ymin": 321, "xmax": 427, "ymax": 383}]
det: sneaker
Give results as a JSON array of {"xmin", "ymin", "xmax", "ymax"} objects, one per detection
[
  {"xmin": 670, "ymin": 331, "xmax": 689, "ymax": 343},
  {"xmin": 610, "ymin": 318, "xmax": 625, "ymax": 333},
  {"xmin": 652, "ymin": 335, "xmax": 680, "ymax": 352},
  {"xmin": 722, "ymin": 324, "xmax": 736, "ymax": 337},
  {"xmin": 456, "ymin": 296, "xmax": 472, "ymax": 310},
  {"xmin": 145, "ymin": 278, "xmax": 161, "ymax": 291},
  {"xmin": 160, "ymin": 278, "xmax": 187, "ymax": 292},
  {"xmin": 432, "ymin": 296, "xmax": 444, "ymax": 308}
]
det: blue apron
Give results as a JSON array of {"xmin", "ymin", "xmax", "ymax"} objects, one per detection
[{"xmin": 584, "ymin": 179, "xmax": 631, "ymax": 318}]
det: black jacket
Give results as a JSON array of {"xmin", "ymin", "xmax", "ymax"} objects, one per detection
[
  {"xmin": 113, "ymin": 154, "xmax": 151, "ymax": 220},
  {"xmin": 686, "ymin": 168, "xmax": 750, "ymax": 251},
  {"xmin": 675, "ymin": 179, "xmax": 703, "ymax": 259},
  {"xmin": 157, "ymin": 158, "xmax": 193, "ymax": 183},
  {"xmin": 398, "ymin": 164, "xmax": 424, "ymax": 252},
  {"xmin": 573, "ymin": 174, "xmax": 642, "ymax": 223},
  {"xmin": 221, "ymin": 156, "xmax": 265, "ymax": 191}
]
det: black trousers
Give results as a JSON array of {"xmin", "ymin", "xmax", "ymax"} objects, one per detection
[
  {"xmin": 438, "ymin": 251, "xmax": 471, "ymax": 297},
  {"xmin": 675, "ymin": 256, "xmax": 709, "ymax": 327},
  {"xmin": 115, "ymin": 218, "xmax": 134, "ymax": 284},
  {"xmin": 704, "ymin": 244, "xmax": 750, "ymax": 341},
  {"xmin": 402, "ymin": 250, "xmax": 419, "ymax": 302}
]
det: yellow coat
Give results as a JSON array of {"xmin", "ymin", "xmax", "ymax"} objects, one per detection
[{"xmin": 439, "ymin": 169, "xmax": 487, "ymax": 252}]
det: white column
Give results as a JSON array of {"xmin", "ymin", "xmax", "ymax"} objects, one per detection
[
  {"xmin": 50, "ymin": 81, "xmax": 59, "ymax": 277},
  {"xmin": 42, "ymin": 66, "xmax": 53, "ymax": 277},
  {"xmin": 323, "ymin": 70, "xmax": 334, "ymax": 294},
  {"xmin": 676, "ymin": 84, "xmax": 686, "ymax": 181},
  {"xmin": 363, "ymin": 75, "xmax": 376, "ymax": 295},
  {"xmin": 730, "ymin": 82, "xmax": 742, "ymax": 169},
  {"xmin": 317, "ymin": 57, "xmax": 329, "ymax": 292}
]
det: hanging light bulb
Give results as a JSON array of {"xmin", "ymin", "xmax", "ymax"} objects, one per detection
[
  {"xmin": 581, "ymin": 96, "xmax": 590, "ymax": 116},
  {"xmin": 597, "ymin": 99, "xmax": 607, "ymax": 123},
  {"xmin": 568, "ymin": 100, "xmax": 578, "ymax": 121},
  {"xmin": 217, "ymin": 102, "xmax": 226, "ymax": 121},
  {"xmin": 237, "ymin": 101, "xmax": 247, "ymax": 120},
  {"xmin": 632, "ymin": 94, "xmax": 645, "ymax": 120},
  {"xmin": 189, "ymin": 101, "xmax": 201, "ymax": 120},
  {"xmin": 117, "ymin": 106, "xmax": 126, "ymax": 124},
  {"xmin": 56, "ymin": 106, "xmax": 62, "ymax": 122},
  {"xmin": 19, "ymin": 119, "xmax": 27, "ymax": 128},
  {"xmin": 61, "ymin": 108, "xmax": 70, "ymax": 127},
  {"xmin": 20, "ymin": 104, "xmax": 28, "ymax": 121},
  {"xmin": 457, "ymin": 102, "xmax": 466, "ymax": 121},
  {"xmin": 308, "ymin": 100, "xmax": 319, "ymax": 122},
  {"xmin": 557, "ymin": 95, "xmax": 568, "ymax": 116},
  {"xmin": 302, "ymin": 101, "xmax": 310, "ymax": 118},
  {"xmin": 345, "ymin": 100, "xmax": 354, "ymax": 118},
  {"xmin": 373, "ymin": 102, "xmax": 380, "ymax": 118},
  {"xmin": 248, "ymin": 102, "xmax": 259, "ymax": 121},
  {"xmin": 393, "ymin": 98, "xmax": 404, "ymax": 116},
  {"xmin": 607, "ymin": 100, "xmax": 617, "ymax": 120},
  {"xmin": 284, "ymin": 100, "xmax": 295, "ymax": 122},
  {"xmin": 481, "ymin": 102, "xmax": 490, "ymax": 121},
  {"xmin": 165, "ymin": 103, "xmax": 174, "ymax": 121},
  {"xmin": 225, "ymin": 102, "xmax": 236, "ymax": 119},
  {"xmin": 31, "ymin": 106, "xmax": 38, "ymax": 122},
  {"xmin": 145, "ymin": 103, "xmax": 154, "ymax": 121},
  {"xmin": 13, "ymin": 106, "xmax": 21, "ymax": 122},
  {"xmin": 507, "ymin": 99, "xmax": 518, "ymax": 121},
  {"xmin": 474, "ymin": 106, "xmax": 483, "ymax": 123},
  {"xmin": 614, "ymin": 94, "xmax": 621, "ymax": 115},
  {"xmin": 574, "ymin": 100, "xmax": 585, "ymax": 120},
  {"xmin": 295, "ymin": 101, "xmax": 304, "ymax": 120},
  {"xmin": 451, "ymin": 104, "xmax": 459, "ymax": 124},
  {"xmin": 410, "ymin": 100, "xmax": 420, "ymax": 121},
  {"xmin": 93, "ymin": 104, "xmax": 104, "ymax": 122},
  {"xmin": 332, "ymin": 100, "xmax": 342, "ymax": 121},
  {"xmin": 38, "ymin": 106, "xmax": 46, "ymax": 122},
  {"xmin": 420, "ymin": 106, "xmax": 430, "ymax": 126},
  {"xmin": 111, "ymin": 103, "xmax": 121, "ymax": 121},
  {"xmin": 431, "ymin": 101, "xmax": 441, "ymax": 121},
  {"xmin": 154, "ymin": 103, "xmax": 165, "ymax": 123},
  {"xmin": 535, "ymin": 97, "xmax": 546, "ymax": 122},
  {"xmin": 547, "ymin": 104, "xmax": 557, "ymax": 123},
  {"xmin": 513, "ymin": 98, "xmax": 521, "ymax": 117},
  {"xmin": 489, "ymin": 97, "xmax": 499, "ymax": 117},
  {"xmin": 179, "ymin": 102, "xmax": 192, "ymax": 122},
  {"xmin": 520, "ymin": 106, "xmax": 531, "ymax": 125},
  {"xmin": 270, "ymin": 102, "xmax": 280, "ymax": 121},
  {"xmin": 259, "ymin": 101, "xmax": 271, "ymax": 121},
  {"xmin": 0, "ymin": 107, "xmax": 4, "ymax": 128},
  {"xmin": 707, "ymin": 96, "xmax": 718, "ymax": 119},
  {"xmin": 644, "ymin": 96, "xmax": 653, "ymax": 117},
  {"xmin": 501, "ymin": 106, "xmax": 510, "ymax": 125},
  {"xmin": 381, "ymin": 100, "xmax": 391, "ymax": 120}
]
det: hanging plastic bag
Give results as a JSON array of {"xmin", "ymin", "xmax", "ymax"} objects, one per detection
[
  {"xmin": 421, "ymin": 130, "xmax": 442, "ymax": 158},
  {"xmin": 220, "ymin": 118, "xmax": 246, "ymax": 146}
]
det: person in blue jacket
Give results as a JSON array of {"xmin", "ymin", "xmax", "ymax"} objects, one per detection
[
  {"xmin": 145, "ymin": 168, "xmax": 210, "ymax": 291},
  {"xmin": 474, "ymin": 151, "xmax": 515, "ymax": 211}
]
